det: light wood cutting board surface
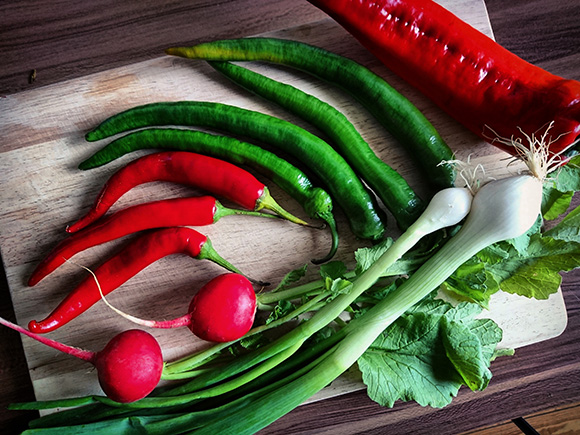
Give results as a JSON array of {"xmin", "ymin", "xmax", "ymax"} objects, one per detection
[{"xmin": 0, "ymin": 0, "xmax": 568, "ymax": 405}]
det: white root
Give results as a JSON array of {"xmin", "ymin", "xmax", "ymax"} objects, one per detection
[
  {"xmin": 484, "ymin": 121, "xmax": 571, "ymax": 181},
  {"xmin": 439, "ymin": 154, "xmax": 494, "ymax": 195},
  {"xmin": 444, "ymin": 122, "xmax": 571, "ymax": 194}
]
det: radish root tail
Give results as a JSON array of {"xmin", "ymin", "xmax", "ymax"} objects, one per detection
[{"xmin": 65, "ymin": 258, "xmax": 159, "ymax": 328}]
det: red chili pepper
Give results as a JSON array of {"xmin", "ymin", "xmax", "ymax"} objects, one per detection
[
  {"xmin": 308, "ymin": 0, "xmax": 580, "ymax": 157},
  {"xmin": 28, "ymin": 195, "xmax": 273, "ymax": 286},
  {"xmin": 27, "ymin": 227, "xmax": 252, "ymax": 334},
  {"xmin": 68, "ymin": 151, "xmax": 308, "ymax": 233}
]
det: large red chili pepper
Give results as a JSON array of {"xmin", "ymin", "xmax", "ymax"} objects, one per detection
[
  {"xmin": 28, "ymin": 195, "xmax": 273, "ymax": 286},
  {"xmin": 28, "ymin": 227, "xmax": 251, "ymax": 334},
  {"xmin": 308, "ymin": 0, "xmax": 580, "ymax": 157},
  {"xmin": 68, "ymin": 151, "xmax": 307, "ymax": 233}
]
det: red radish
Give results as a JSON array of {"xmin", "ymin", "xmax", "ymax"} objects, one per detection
[
  {"xmin": 188, "ymin": 273, "xmax": 257, "ymax": 342},
  {"xmin": 0, "ymin": 316, "xmax": 163, "ymax": 403},
  {"xmin": 102, "ymin": 273, "xmax": 258, "ymax": 343}
]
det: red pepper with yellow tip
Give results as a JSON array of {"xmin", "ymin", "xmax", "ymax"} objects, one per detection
[{"xmin": 308, "ymin": 0, "xmax": 580, "ymax": 157}]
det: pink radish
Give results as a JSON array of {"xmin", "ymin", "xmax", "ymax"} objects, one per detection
[
  {"xmin": 103, "ymin": 273, "xmax": 258, "ymax": 343},
  {"xmin": 0, "ymin": 316, "xmax": 163, "ymax": 403}
]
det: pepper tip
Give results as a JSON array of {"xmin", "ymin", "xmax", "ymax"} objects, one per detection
[
  {"xmin": 27, "ymin": 320, "xmax": 41, "ymax": 333},
  {"xmin": 165, "ymin": 47, "xmax": 187, "ymax": 58}
]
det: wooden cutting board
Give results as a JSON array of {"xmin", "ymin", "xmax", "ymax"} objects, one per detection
[{"xmin": 0, "ymin": 0, "xmax": 568, "ymax": 406}]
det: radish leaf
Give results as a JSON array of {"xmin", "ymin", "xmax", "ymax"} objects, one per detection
[{"xmin": 358, "ymin": 298, "xmax": 502, "ymax": 408}]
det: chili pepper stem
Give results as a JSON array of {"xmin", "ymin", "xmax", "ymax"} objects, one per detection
[
  {"xmin": 213, "ymin": 199, "xmax": 280, "ymax": 221},
  {"xmin": 197, "ymin": 237, "xmax": 269, "ymax": 287},
  {"xmin": 311, "ymin": 211, "xmax": 339, "ymax": 264},
  {"xmin": 256, "ymin": 187, "xmax": 313, "ymax": 227},
  {"xmin": 214, "ymin": 196, "xmax": 316, "ymax": 228}
]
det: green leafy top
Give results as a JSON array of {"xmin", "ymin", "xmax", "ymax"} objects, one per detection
[{"xmin": 358, "ymin": 296, "xmax": 503, "ymax": 408}]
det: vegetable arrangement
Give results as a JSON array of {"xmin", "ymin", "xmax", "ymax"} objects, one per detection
[
  {"xmin": 207, "ymin": 60, "xmax": 425, "ymax": 229},
  {"xmin": 79, "ymin": 129, "xmax": 340, "ymax": 262},
  {"xmin": 3, "ymin": 0, "xmax": 580, "ymax": 434},
  {"xmin": 84, "ymin": 101, "xmax": 388, "ymax": 242},
  {"xmin": 27, "ymin": 227, "xmax": 260, "ymax": 334}
]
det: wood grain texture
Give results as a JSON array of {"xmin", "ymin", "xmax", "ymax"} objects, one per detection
[
  {"xmin": 0, "ymin": 0, "xmax": 579, "ymax": 434},
  {"xmin": 0, "ymin": 0, "xmax": 326, "ymax": 96},
  {"xmin": 464, "ymin": 402, "xmax": 580, "ymax": 435}
]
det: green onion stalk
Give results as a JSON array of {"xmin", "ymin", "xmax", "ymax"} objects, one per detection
[{"xmin": 194, "ymin": 173, "xmax": 543, "ymax": 434}]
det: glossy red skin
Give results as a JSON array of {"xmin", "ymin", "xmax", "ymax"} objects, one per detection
[
  {"xmin": 309, "ymin": 0, "xmax": 580, "ymax": 156},
  {"xmin": 188, "ymin": 273, "xmax": 257, "ymax": 343},
  {"xmin": 28, "ymin": 227, "xmax": 208, "ymax": 333},
  {"xmin": 28, "ymin": 196, "xmax": 218, "ymax": 286},
  {"xmin": 94, "ymin": 329, "xmax": 163, "ymax": 403},
  {"xmin": 68, "ymin": 151, "xmax": 265, "ymax": 233}
]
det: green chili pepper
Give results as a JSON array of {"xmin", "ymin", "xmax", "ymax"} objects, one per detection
[
  {"xmin": 165, "ymin": 37, "xmax": 456, "ymax": 189},
  {"xmin": 85, "ymin": 101, "xmax": 387, "ymax": 241},
  {"xmin": 208, "ymin": 60, "xmax": 424, "ymax": 229},
  {"xmin": 80, "ymin": 128, "xmax": 340, "ymax": 263}
]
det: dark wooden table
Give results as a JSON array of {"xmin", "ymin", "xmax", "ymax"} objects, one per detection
[{"xmin": 1, "ymin": 1, "xmax": 579, "ymax": 434}]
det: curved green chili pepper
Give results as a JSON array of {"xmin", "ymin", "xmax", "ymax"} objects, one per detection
[
  {"xmin": 208, "ymin": 60, "xmax": 424, "ymax": 229},
  {"xmin": 85, "ymin": 101, "xmax": 387, "ymax": 241},
  {"xmin": 165, "ymin": 37, "xmax": 456, "ymax": 189},
  {"xmin": 80, "ymin": 128, "xmax": 339, "ymax": 263}
]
